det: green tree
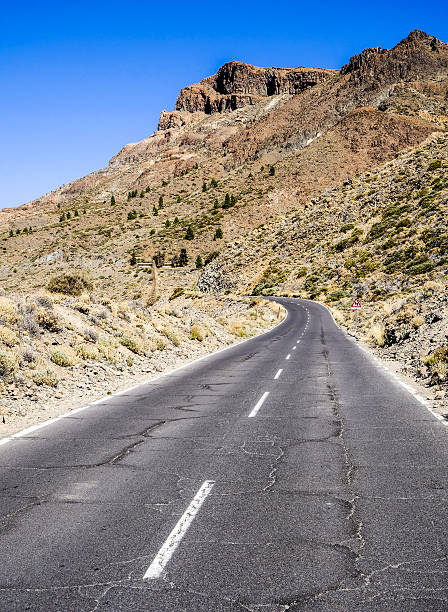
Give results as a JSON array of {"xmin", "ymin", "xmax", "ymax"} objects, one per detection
[
  {"xmin": 269, "ymin": 165, "xmax": 275, "ymax": 176},
  {"xmin": 127, "ymin": 210, "xmax": 138, "ymax": 220},
  {"xmin": 83, "ymin": 209, "xmax": 86, "ymax": 214},
  {"xmin": 174, "ymin": 216, "xmax": 179, "ymax": 224},
  {"xmin": 165, "ymin": 219, "xmax": 171, "ymax": 228},
  {"xmin": 66, "ymin": 211, "xmax": 71, "ymax": 220},
  {"xmin": 23, "ymin": 227, "xmax": 29, "ymax": 234},
  {"xmin": 224, "ymin": 193, "xmax": 230, "ymax": 208},
  {"xmin": 202, "ymin": 182, "xmax": 207, "ymax": 192},
  {"xmin": 185, "ymin": 226, "xmax": 194, "ymax": 240},
  {"xmin": 145, "ymin": 186, "xmax": 150, "ymax": 193},
  {"xmin": 179, "ymin": 248, "xmax": 188, "ymax": 266},
  {"xmin": 150, "ymin": 229, "xmax": 156, "ymax": 235},
  {"xmin": 130, "ymin": 250, "xmax": 137, "ymax": 266},
  {"xmin": 9, "ymin": 229, "xmax": 14, "ymax": 237},
  {"xmin": 59, "ymin": 213, "xmax": 66, "ymax": 222},
  {"xmin": 16, "ymin": 228, "xmax": 21, "ymax": 235},
  {"xmin": 74, "ymin": 209, "xmax": 79, "ymax": 217},
  {"xmin": 140, "ymin": 190, "xmax": 145, "ymax": 198},
  {"xmin": 153, "ymin": 206, "xmax": 159, "ymax": 216},
  {"xmin": 111, "ymin": 194, "xmax": 116, "ymax": 206},
  {"xmin": 177, "ymin": 195, "xmax": 181, "ymax": 203},
  {"xmin": 158, "ymin": 195, "xmax": 164, "ymax": 208},
  {"xmin": 210, "ymin": 177, "xmax": 218, "ymax": 187},
  {"xmin": 195, "ymin": 255, "xmax": 203, "ymax": 269},
  {"xmin": 214, "ymin": 227, "xmax": 223, "ymax": 240}
]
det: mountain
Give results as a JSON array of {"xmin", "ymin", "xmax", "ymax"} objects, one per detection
[
  {"xmin": 1, "ymin": 30, "xmax": 447, "ymax": 301},
  {"xmin": 1, "ymin": 31, "xmax": 448, "ymax": 408}
]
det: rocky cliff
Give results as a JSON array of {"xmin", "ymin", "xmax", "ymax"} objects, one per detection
[{"xmin": 173, "ymin": 61, "xmax": 334, "ymax": 114}]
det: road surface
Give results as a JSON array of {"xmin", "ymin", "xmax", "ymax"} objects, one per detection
[{"xmin": 0, "ymin": 298, "xmax": 447, "ymax": 611}]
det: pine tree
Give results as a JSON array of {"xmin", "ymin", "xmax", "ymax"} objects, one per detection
[
  {"xmin": 153, "ymin": 206, "xmax": 159, "ymax": 216},
  {"xmin": 179, "ymin": 248, "xmax": 188, "ymax": 266},
  {"xmin": 185, "ymin": 226, "xmax": 194, "ymax": 240},
  {"xmin": 210, "ymin": 178, "xmax": 218, "ymax": 187},
  {"xmin": 59, "ymin": 213, "xmax": 66, "ymax": 222},
  {"xmin": 165, "ymin": 219, "xmax": 171, "ymax": 228},
  {"xmin": 174, "ymin": 216, "xmax": 179, "ymax": 224},
  {"xmin": 195, "ymin": 255, "xmax": 203, "ymax": 269},
  {"xmin": 177, "ymin": 195, "xmax": 181, "ymax": 203},
  {"xmin": 224, "ymin": 193, "xmax": 230, "ymax": 207},
  {"xmin": 140, "ymin": 191, "xmax": 144, "ymax": 198},
  {"xmin": 74, "ymin": 209, "xmax": 79, "ymax": 217},
  {"xmin": 158, "ymin": 195, "xmax": 164, "ymax": 208},
  {"xmin": 130, "ymin": 250, "xmax": 137, "ymax": 266},
  {"xmin": 269, "ymin": 165, "xmax": 275, "ymax": 176},
  {"xmin": 202, "ymin": 182, "xmax": 207, "ymax": 192},
  {"xmin": 111, "ymin": 194, "xmax": 116, "ymax": 206},
  {"xmin": 214, "ymin": 227, "xmax": 223, "ymax": 240},
  {"xmin": 66, "ymin": 211, "xmax": 71, "ymax": 220},
  {"xmin": 9, "ymin": 229, "xmax": 14, "ymax": 237}
]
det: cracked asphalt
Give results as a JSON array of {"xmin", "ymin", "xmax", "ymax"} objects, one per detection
[{"xmin": 0, "ymin": 298, "xmax": 447, "ymax": 611}]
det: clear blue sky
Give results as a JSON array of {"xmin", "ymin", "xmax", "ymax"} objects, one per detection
[{"xmin": 1, "ymin": 0, "xmax": 447, "ymax": 209}]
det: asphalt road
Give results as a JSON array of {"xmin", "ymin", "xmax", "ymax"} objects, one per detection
[{"xmin": 1, "ymin": 298, "xmax": 447, "ymax": 611}]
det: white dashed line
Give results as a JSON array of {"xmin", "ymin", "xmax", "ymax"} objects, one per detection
[
  {"xmin": 292, "ymin": 346, "xmax": 296, "ymax": 350},
  {"xmin": 274, "ymin": 369, "xmax": 283, "ymax": 380},
  {"xmin": 248, "ymin": 392, "xmax": 270, "ymax": 418},
  {"xmin": 285, "ymin": 354, "xmax": 291, "ymax": 360},
  {"xmin": 143, "ymin": 480, "xmax": 215, "ymax": 579}
]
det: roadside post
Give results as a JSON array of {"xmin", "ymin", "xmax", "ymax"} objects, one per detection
[{"xmin": 351, "ymin": 297, "xmax": 362, "ymax": 325}]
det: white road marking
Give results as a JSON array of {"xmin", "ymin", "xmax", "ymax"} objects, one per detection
[
  {"xmin": 144, "ymin": 480, "xmax": 215, "ymax": 579},
  {"xmin": 285, "ymin": 354, "xmax": 291, "ymax": 360},
  {"xmin": 248, "ymin": 392, "xmax": 270, "ymax": 418},
  {"xmin": 292, "ymin": 346, "xmax": 296, "ymax": 350},
  {"xmin": 274, "ymin": 369, "xmax": 283, "ymax": 380}
]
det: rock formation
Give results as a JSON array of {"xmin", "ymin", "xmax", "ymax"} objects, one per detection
[{"xmin": 173, "ymin": 61, "xmax": 334, "ymax": 114}]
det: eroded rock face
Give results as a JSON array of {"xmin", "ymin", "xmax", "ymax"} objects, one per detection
[{"xmin": 174, "ymin": 61, "xmax": 334, "ymax": 115}]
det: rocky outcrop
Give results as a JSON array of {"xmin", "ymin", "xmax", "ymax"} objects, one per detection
[{"xmin": 174, "ymin": 61, "xmax": 334, "ymax": 115}]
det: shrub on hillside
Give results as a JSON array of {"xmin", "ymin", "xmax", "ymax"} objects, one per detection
[
  {"xmin": 47, "ymin": 271, "xmax": 93, "ymax": 296},
  {"xmin": 0, "ymin": 350, "xmax": 19, "ymax": 378},
  {"xmin": 36, "ymin": 308, "xmax": 61, "ymax": 332}
]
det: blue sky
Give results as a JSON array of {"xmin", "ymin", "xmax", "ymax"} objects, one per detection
[{"xmin": 1, "ymin": 0, "xmax": 447, "ymax": 209}]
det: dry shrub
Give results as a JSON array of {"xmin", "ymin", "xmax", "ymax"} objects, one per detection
[
  {"xmin": 190, "ymin": 324, "xmax": 206, "ymax": 341},
  {"xmin": 161, "ymin": 326, "xmax": 180, "ymax": 346},
  {"xmin": 36, "ymin": 308, "xmax": 61, "ymax": 332},
  {"xmin": 120, "ymin": 335, "xmax": 145, "ymax": 354},
  {"xmin": 47, "ymin": 271, "xmax": 93, "ymax": 297},
  {"xmin": 83, "ymin": 327, "xmax": 98, "ymax": 343},
  {"xmin": 369, "ymin": 323, "xmax": 386, "ymax": 347},
  {"xmin": 0, "ymin": 297, "xmax": 20, "ymax": 324},
  {"xmin": 21, "ymin": 346, "xmax": 36, "ymax": 364},
  {"xmin": 76, "ymin": 343, "xmax": 100, "ymax": 360},
  {"xmin": 31, "ymin": 369, "xmax": 58, "ymax": 387},
  {"xmin": 97, "ymin": 342, "xmax": 117, "ymax": 364},
  {"xmin": 50, "ymin": 347, "xmax": 76, "ymax": 367},
  {"xmin": 0, "ymin": 326, "xmax": 19, "ymax": 347},
  {"xmin": 0, "ymin": 350, "xmax": 19, "ymax": 378},
  {"xmin": 228, "ymin": 318, "xmax": 249, "ymax": 337},
  {"xmin": 21, "ymin": 312, "xmax": 40, "ymax": 336},
  {"xmin": 149, "ymin": 337, "xmax": 166, "ymax": 352}
]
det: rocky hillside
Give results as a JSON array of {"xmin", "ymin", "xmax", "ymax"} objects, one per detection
[
  {"xmin": 201, "ymin": 131, "xmax": 448, "ymax": 405},
  {"xmin": 1, "ymin": 30, "xmax": 447, "ymax": 303},
  {"xmin": 1, "ymin": 30, "xmax": 448, "ymax": 416}
]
